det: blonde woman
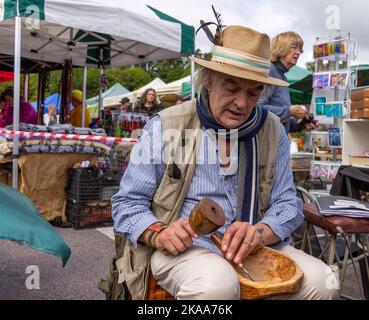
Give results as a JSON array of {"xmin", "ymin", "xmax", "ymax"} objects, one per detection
[
  {"xmin": 258, "ymin": 32, "xmax": 316, "ymax": 133},
  {"xmin": 43, "ymin": 104, "xmax": 59, "ymax": 126}
]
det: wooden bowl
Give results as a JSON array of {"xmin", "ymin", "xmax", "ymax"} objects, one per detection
[{"xmin": 237, "ymin": 247, "xmax": 304, "ymax": 300}]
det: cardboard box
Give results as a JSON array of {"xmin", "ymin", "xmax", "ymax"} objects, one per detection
[
  {"xmin": 350, "ymin": 108, "xmax": 369, "ymax": 119},
  {"xmin": 351, "ymin": 98, "xmax": 369, "ymax": 110},
  {"xmin": 351, "ymin": 88, "xmax": 369, "ymax": 101}
]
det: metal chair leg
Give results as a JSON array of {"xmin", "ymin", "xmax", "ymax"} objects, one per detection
[
  {"xmin": 339, "ymin": 235, "xmax": 352, "ymax": 297},
  {"xmin": 327, "ymin": 234, "xmax": 337, "ymax": 266},
  {"xmin": 301, "ymin": 222, "xmax": 310, "ymax": 252},
  {"xmin": 356, "ymin": 234, "xmax": 369, "ymax": 299},
  {"xmin": 342, "ymin": 234, "xmax": 366, "ymax": 300}
]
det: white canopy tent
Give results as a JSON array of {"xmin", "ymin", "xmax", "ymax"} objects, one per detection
[
  {"xmin": 103, "ymin": 77, "xmax": 166, "ymax": 108},
  {"xmin": 87, "ymin": 83, "xmax": 131, "ymax": 117},
  {"xmin": 0, "ymin": 0, "xmax": 195, "ymax": 67},
  {"xmin": 155, "ymin": 75, "xmax": 191, "ymax": 96},
  {"xmin": 0, "ymin": 0, "xmax": 195, "ymax": 189}
]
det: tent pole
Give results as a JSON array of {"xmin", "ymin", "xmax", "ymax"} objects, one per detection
[
  {"xmin": 23, "ymin": 74, "xmax": 29, "ymax": 101},
  {"xmin": 12, "ymin": 12, "xmax": 21, "ymax": 190},
  {"xmin": 98, "ymin": 48, "xmax": 103, "ymax": 119},
  {"xmin": 82, "ymin": 67, "xmax": 87, "ymax": 127},
  {"xmin": 190, "ymin": 56, "xmax": 195, "ymax": 100}
]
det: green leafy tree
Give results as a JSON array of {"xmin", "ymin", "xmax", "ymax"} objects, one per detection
[
  {"xmin": 1, "ymin": 56, "xmax": 198, "ymax": 103},
  {"xmin": 148, "ymin": 58, "xmax": 191, "ymax": 83},
  {"xmin": 109, "ymin": 66, "xmax": 152, "ymax": 92}
]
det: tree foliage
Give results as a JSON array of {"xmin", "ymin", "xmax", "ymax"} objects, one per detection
[
  {"xmin": 148, "ymin": 57, "xmax": 191, "ymax": 83},
  {"xmin": 0, "ymin": 55, "xmax": 209, "ymax": 102}
]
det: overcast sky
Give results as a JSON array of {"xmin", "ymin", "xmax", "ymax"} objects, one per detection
[{"xmin": 146, "ymin": 0, "xmax": 369, "ymax": 68}]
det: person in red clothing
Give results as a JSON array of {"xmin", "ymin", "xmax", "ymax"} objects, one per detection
[
  {"xmin": 0, "ymin": 95, "xmax": 6, "ymax": 127},
  {"xmin": 0, "ymin": 88, "xmax": 38, "ymax": 127}
]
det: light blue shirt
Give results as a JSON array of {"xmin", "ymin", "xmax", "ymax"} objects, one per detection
[{"xmin": 112, "ymin": 115, "xmax": 303, "ymax": 254}]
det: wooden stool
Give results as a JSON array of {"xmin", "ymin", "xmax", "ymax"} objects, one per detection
[
  {"xmin": 302, "ymin": 203, "xmax": 369, "ymax": 299},
  {"xmin": 147, "ymin": 271, "xmax": 174, "ymax": 300}
]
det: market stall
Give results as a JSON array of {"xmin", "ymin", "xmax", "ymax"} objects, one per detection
[
  {"xmin": 0, "ymin": 126, "xmax": 135, "ymax": 225},
  {"xmin": 291, "ymin": 31, "xmax": 369, "ymax": 194},
  {"xmin": 0, "ymin": 0, "xmax": 194, "ymax": 228},
  {"xmin": 103, "ymin": 77, "xmax": 166, "ymax": 109}
]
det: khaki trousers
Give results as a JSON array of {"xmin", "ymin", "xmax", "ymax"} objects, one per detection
[{"xmin": 150, "ymin": 245, "xmax": 340, "ymax": 300}]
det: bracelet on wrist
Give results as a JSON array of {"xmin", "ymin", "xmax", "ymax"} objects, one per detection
[{"xmin": 142, "ymin": 223, "xmax": 167, "ymax": 249}]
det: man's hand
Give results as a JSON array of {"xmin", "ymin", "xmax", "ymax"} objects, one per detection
[
  {"xmin": 221, "ymin": 222, "xmax": 264, "ymax": 265},
  {"xmin": 290, "ymin": 105, "xmax": 308, "ymax": 120},
  {"xmin": 155, "ymin": 219, "xmax": 198, "ymax": 255}
]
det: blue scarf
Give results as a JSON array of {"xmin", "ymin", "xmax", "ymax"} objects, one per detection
[{"xmin": 196, "ymin": 90, "xmax": 268, "ymax": 223}]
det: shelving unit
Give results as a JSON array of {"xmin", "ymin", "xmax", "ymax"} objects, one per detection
[
  {"xmin": 342, "ymin": 118, "xmax": 369, "ymax": 166},
  {"xmin": 306, "ymin": 31, "xmax": 359, "ymax": 186}
]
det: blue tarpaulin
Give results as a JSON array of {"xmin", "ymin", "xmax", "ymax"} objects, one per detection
[{"xmin": 31, "ymin": 93, "xmax": 62, "ymax": 113}]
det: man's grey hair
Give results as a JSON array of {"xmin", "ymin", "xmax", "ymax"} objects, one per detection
[{"xmin": 194, "ymin": 67, "xmax": 219, "ymax": 93}]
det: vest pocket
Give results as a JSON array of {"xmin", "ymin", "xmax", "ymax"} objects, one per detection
[
  {"xmin": 152, "ymin": 165, "xmax": 184, "ymax": 212},
  {"xmin": 98, "ymin": 257, "xmax": 129, "ymax": 300},
  {"xmin": 119, "ymin": 243, "xmax": 154, "ymax": 300}
]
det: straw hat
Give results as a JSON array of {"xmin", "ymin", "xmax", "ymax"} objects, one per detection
[{"xmin": 192, "ymin": 25, "xmax": 288, "ymax": 87}]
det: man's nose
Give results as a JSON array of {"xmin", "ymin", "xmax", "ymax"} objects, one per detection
[{"xmin": 233, "ymin": 92, "xmax": 248, "ymax": 109}]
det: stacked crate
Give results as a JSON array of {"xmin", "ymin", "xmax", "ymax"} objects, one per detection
[
  {"xmin": 66, "ymin": 167, "xmax": 116, "ymax": 229},
  {"xmin": 351, "ymin": 88, "xmax": 369, "ymax": 119}
]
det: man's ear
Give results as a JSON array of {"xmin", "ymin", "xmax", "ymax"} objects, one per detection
[{"xmin": 205, "ymin": 79, "xmax": 212, "ymax": 92}]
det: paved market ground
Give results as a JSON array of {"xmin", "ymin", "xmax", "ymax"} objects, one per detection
[{"xmin": 0, "ymin": 227, "xmax": 365, "ymax": 300}]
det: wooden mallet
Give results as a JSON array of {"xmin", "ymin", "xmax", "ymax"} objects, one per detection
[{"xmin": 189, "ymin": 198, "xmax": 255, "ymax": 281}]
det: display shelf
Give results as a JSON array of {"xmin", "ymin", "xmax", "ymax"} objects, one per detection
[
  {"xmin": 342, "ymin": 119, "xmax": 369, "ymax": 167},
  {"xmin": 344, "ymin": 119, "xmax": 369, "ymax": 123},
  {"xmin": 310, "ymin": 31, "xmax": 355, "ymax": 174}
]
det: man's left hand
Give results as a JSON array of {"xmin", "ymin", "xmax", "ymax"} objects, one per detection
[{"xmin": 221, "ymin": 222, "xmax": 264, "ymax": 265}]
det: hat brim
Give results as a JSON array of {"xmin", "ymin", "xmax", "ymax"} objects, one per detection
[{"xmin": 191, "ymin": 57, "xmax": 289, "ymax": 87}]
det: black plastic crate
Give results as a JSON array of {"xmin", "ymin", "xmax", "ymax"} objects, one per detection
[
  {"xmin": 66, "ymin": 200, "xmax": 113, "ymax": 229},
  {"xmin": 107, "ymin": 158, "xmax": 128, "ymax": 179},
  {"xmin": 66, "ymin": 167, "xmax": 102, "ymax": 202},
  {"xmin": 107, "ymin": 143, "xmax": 132, "ymax": 180}
]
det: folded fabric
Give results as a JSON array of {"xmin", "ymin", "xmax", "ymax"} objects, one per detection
[
  {"xmin": 21, "ymin": 145, "xmax": 107, "ymax": 155},
  {"xmin": 5, "ymin": 123, "xmax": 107, "ymax": 136},
  {"xmin": 20, "ymin": 139, "xmax": 111, "ymax": 153}
]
